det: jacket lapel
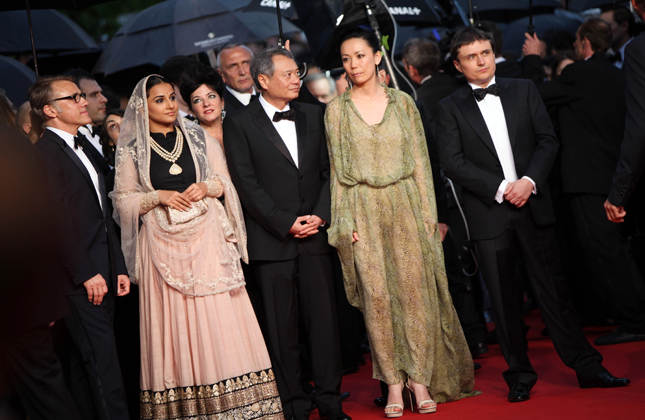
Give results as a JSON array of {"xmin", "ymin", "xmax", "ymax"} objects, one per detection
[
  {"xmin": 293, "ymin": 103, "xmax": 307, "ymax": 170},
  {"xmin": 498, "ymin": 78, "xmax": 519, "ymax": 148},
  {"xmin": 251, "ymin": 101, "xmax": 297, "ymax": 168},
  {"xmin": 454, "ymin": 86, "xmax": 498, "ymax": 157}
]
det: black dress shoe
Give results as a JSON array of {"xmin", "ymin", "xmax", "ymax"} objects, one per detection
[
  {"xmin": 470, "ymin": 342, "xmax": 489, "ymax": 358},
  {"xmin": 341, "ymin": 391, "xmax": 350, "ymax": 401},
  {"xmin": 321, "ymin": 409, "xmax": 352, "ymax": 420},
  {"xmin": 578, "ymin": 371, "xmax": 630, "ymax": 389},
  {"xmin": 508, "ymin": 383, "xmax": 530, "ymax": 402},
  {"xmin": 474, "ymin": 362, "xmax": 482, "ymax": 370},
  {"xmin": 594, "ymin": 330, "xmax": 645, "ymax": 345},
  {"xmin": 374, "ymin": 396, "xmax": 386, "ymax": 407}
]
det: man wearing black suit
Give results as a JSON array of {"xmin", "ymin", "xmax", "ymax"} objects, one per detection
[
  {"xmin": 217, "ymin": 43, "xmax": 258, "ymax": 113},
  {"xmin": 0, "ymin": 120, "xmax": 82, "ymax": 420},
  {"xmin": 224, "ymin": 48, "xmax": 348, "ymax": 420},
  {"xmin": 538, "ymin": 18, "xmax": 645, "ymax": 345},
  {"xmin": 30, "ymin": 75, "xmax": 131, "ymax": 420},
  {"xmin": 64, "ymin": 69, "xmax": 111, "ymax": 176},
  {"xmin": 436, "ymin": 27, "xmax": 630, "ymax": 403}
]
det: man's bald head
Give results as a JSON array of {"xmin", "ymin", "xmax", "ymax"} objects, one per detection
[{"xmin": 15, "ymin": 101, "xmax": 32, "ymax": 137}]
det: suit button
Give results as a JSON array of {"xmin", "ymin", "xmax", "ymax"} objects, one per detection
[{"xmin": 302, "ymin": 199, "xmax": 305, "ymax": 203}]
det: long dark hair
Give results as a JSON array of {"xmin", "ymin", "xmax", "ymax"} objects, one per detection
[{"xmin": 100, "ymin": 108, "xmax": 125, "ymax": 166}]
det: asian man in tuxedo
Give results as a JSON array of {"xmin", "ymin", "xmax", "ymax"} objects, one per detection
[
  {"xmin": 224, "ymin": 48, "xmax": 348, "ymax": 420},
  {"xmin": 30, "ymin": 75, "xmax": 131, "ymax": 420},
  {"xmin": 436, "ymin": 27, "xmax": 629, "ymax": 403}
]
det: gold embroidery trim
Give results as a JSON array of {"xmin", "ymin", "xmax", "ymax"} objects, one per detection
[{"xmin": 140, "ymin": 369, "xmax": 283, "ymax": 420}]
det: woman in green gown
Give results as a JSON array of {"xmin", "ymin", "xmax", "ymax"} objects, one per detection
[{"xmin": 325, "ymin": 28, "xmax": 477, "ymax": 417}]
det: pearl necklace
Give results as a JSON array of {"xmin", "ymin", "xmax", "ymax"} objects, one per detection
[{"xmin": 149, "ymin": 129, "xmax": 184, "ymax": 175}]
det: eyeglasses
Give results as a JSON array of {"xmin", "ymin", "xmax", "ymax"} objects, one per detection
[{"xmin": 49, "ymin": 92, "xmax": 86, "ymax": 103}]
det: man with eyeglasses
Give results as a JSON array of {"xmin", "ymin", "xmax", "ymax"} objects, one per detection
[
  {"xmin": 29, "ymin": 75, "xmax": 131, "ymax": 420},
  {"xmin": 64, "ymin": 68, "xmax": 111, "ymax": 176}
]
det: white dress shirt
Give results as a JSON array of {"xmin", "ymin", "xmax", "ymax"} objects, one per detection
[
  {"xmin": 614, "ymin": 38, "xmax": 633, "ymax": 69},
  {"xmin": 468, "ymin": 77, "xmax": 536, "ymax": 203},
  {"xmin": 259, "ymin": 94, "xmax": 299, "ymax": 168},
  {"xmin": 78, "ymin": 124, "xmax": 104, "ymax": 157},
  {"xmin": 227, "ymin": 85, "xmax": 257, "ymax": 106},
  {"xmin": 48, "ymin": 127, "xmax": 103, "ymax": 210}
]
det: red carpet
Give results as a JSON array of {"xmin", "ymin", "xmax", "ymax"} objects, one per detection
[{"xmin": 320, "ymin": 311, "xmax": 645, "ymax": 419}]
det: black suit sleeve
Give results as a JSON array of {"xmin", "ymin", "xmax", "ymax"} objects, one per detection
[
  {"xmin": 521, "ymin": 54, "xmax": 547, "ymax": 86},
  {"xmin": 311, "ymin": 107, "xmax": 332, "ymax": 223},
  {"xmin": 436, "ymin": 101, "xmax": 505, "ymax": 204},
  {"xmin": 609, "ymin": 35, "xmax": 645, "ymax": 207},
  {"xmin": 417, "ymin": 102, "xmax": 448, "ymax": 224},
  {"xmin": 224, "ymin": 115, "xmax": 298, "ymax": 239}
]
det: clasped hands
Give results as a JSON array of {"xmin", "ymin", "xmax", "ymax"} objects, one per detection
[
  {"xmin": 84, "ymin": 273, "xmax": 130, "ymax": 305},
  {"xmin": 504, "ymin": 178, "xmax": 533, "ymax": 208},
  {"xmin": 158, "ymin": 182, "xmax": 208, "ymax": 211},
  {"xmin": 290, "ymin": 215, "xmax": 324, "ymax": 238},
  {"xmin": 604, "ymin": 199, "xmax": 626, "ymax": 223}
]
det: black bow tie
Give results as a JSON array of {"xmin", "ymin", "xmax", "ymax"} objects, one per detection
[
  {"xmin": 609, "ymin": 51, "xmax": 621, "ymax": 63},
  {"xmin": 473, "ymin": 84, "xmax": 501, "ymax": 102},
  {"xmin": 249, "ymin": 94, "xmax": 258, "ymax": 103},
  {"xmin": 74, "ymin": 132, "xmax": 89, "ymax": 149},
  {"xmin": 273, "ymin": 109, "xmax": 296, "ymax": 122}
]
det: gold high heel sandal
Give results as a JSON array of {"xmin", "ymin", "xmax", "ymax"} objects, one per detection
[
  {"xmin": 406, "ymin": 381, "xmax": 437, "ymax": 414},
  {"xmin": 384, "ymin": 382, "xmax": 405, "ymax": 418}
]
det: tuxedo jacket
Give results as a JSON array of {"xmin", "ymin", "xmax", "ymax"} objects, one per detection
[
  {"xmin": 36, "ymin": 129, "xmax": 127, "ymax": 295},
  {"xmin": 609, "ymin": 33, "xmax": 645, "ymax": 207},
  {"xmin": 436, "ymin": 78, "xmax": 558, "ymax": 241},
  {"xmin": 416, "ymin": 73, "xmax": 464, "ymax": 135},
  {"xmin": 223, "ymin": 88, "xmax": 246, "ymax": 113},
  {"xmin": 539, "ymin": 52, "xmax": 626, "ymax": 195},
  {"xmin": 223, "ymin": 99, "xmax": 331, "ymax": 261}
]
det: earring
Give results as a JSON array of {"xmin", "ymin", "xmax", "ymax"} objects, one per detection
[
  {"xmin": 345, "ymin": 74, "xmax": 353, "ymax": 90},
  {"xmin": 221, "ymin": 108, "xmax": 226, "ymax": 122}
]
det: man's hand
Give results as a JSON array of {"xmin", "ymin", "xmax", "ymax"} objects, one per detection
[
  {"xmin": 294, "ymin": 215, "xmax": 323, "ymax": 238},
  {"xmin": 158, "ymin": 190, "xmax": 192, "ymax": 211},
  {"xmin": 117, "ymin": 275, "xmax": 130, "ymax": 297},
  {"xmin": 522, "ymin": 32, "xmax": 542, "ymax": 57},
  {"xmin": 438, "ymin": 223, "xmax": 449, "ymax": 242},
  {"xmin": 604, "ymin": 199, "xmax": 626, "ymax": 223},
  {"xmin": 84, "ymin": 274, "xmax": 108, "ymax": 305},
  {"xmin": 504, "ymin": 179, "xmax": 533, "ymax": 208},
  {"xmin": 289, "ymin": 215, "xmax": 310, "ymax": 236},
  {"xmin": 183, "ymin": 183, "xmax": 208, "ymax": 202}
]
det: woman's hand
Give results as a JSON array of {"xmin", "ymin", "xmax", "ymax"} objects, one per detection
[
  {"xmin": 158, "ymin": 190, "xmax": 192, "ymax": 211},
  {"xmin": 183, "ymin": 183, "xmax": 208, "ymax": 202},
  {"xmin": 352, "ymin": 232, "xmax": 359, "ymax": 243}
]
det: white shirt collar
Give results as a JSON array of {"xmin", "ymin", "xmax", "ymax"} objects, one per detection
[
  {"xmin": 495, "ymin": 57, "xmax": 506, "ymax": 64},
  {"xmin": 618, "ymin": 38, "xmax": 632, "ymax": 59},
  {"xmin": 47, "ymin": 126, "xmax": 77, "ymax": 148},
  {"xmin": 258, "ymin": 93, "xmax": 291, "ymax": 120},
  {"xmin": 226, "ymin": 85, "xmax": 257, "ymax": 106},
  {"xmin": 420, "ymin": 75, "xmax": 432, "ymax": 85},
  {"xmin": 468, "ymin": 76, "xmax": 497, "ymax": 91}
]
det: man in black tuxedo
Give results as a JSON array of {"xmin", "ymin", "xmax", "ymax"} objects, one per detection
[
  {"xmin": 64, "ymin": 69, "xmax": 111, "ymax": 176},
  {"xmin": 30, "ymin": 75, "xmax": 131, "ymax": 420},
  {"xmin": 436, "ymin": 27, "xmax": 630, "ymax": 403},
  {"xmin": 0, "ymin": 120, "xmax": 82, "ymax": 420},
  {"xmin": 538, "ymin": 18, "xmax": 645, "ymax": 345},
  {"xmin": 600, "ymin": 5, "xmax": 635, "ymax": 69},
  {"xmin": 224, "ymin": 48, "xmax": 348, "ymax": 420},
  {"xmin": 217, "ymin": 43, "xmax": 258, "ymax": 112}
]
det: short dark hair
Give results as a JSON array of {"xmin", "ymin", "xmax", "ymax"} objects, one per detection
[
  {"xmin": 159, "ymin": 56, "xmax": 198, "ymax": 86},
  {"xmin": 476, "ymin": 21, "xmax": 503, "ymax": 57},
  {"xmin": 28, "ymin": 75, "xmax": 76, "ymax": 122},
  {"xmin": 578, "ymin": 18, "xmax": 613, "ymax": 53},
  {"xmin": 450, "ymin": 27, "xmax": 494, "ymax": 62},
  {"xmin": 145, "ymin": 75, "xmax": 173, "ymax": 98},
  {"xmin": 604, "ymin": 6, "xmax": 637, "ymax": 37},
  {"xmin": 338, "ymin": 26, "xmax": 380, "ymax": 54},
  {"xmin": 250, "ymin": 48, "xmax": 295, "ymax": 91},
  {"xmin": 402, "ymin": 38, "xmax": 441, "ymax": 78},
  {"xmin": 62, "ymin": 68, "xmax": 94, "ymax": 87},
  {"xmin": 179, "ymin": 63, "xmax": 225, "ymax": 111}
]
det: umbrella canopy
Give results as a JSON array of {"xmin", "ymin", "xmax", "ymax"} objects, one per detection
[
  {"xmin": 94, "ymin": 0, "xmax": 301, "ymax": 75},
  {"xmin": 502, "ymin": 11, "xmax": 584, "ymax": 55},
  {"xmin": 566, "ymin": 0, "xmax": 631, "ymax": 12},
  {"xmin": 243, "ymin": 0, "xmax": 296, "ymax": 20},
  {"xmin": 0, "ymin": 0, "xmax": 114, "ymax": 11},
  {"xmin": 0, "ymin": 9, "xmax": 99, "ymax": 53},
  {"xmin": 385, "ymin": 0, "xmax": 445, "ymax": 26},
  {"xmin": 455, "ymin": 0, "xmax": 563, "ymax": 22},
  {"xmin": 0, "ymin": 55, "xmax": 37, "ymax": 105}
]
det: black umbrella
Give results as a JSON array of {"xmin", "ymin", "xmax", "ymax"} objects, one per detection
[
  {"xmin": 566, "ymin": 0, "xmax": 630, "ymax": 11},
  {"xmin": 502, "ymin": 11, "xmax": 584, "ymax": 55},
  {"xmin": 94, "ymin": 0, "xmax": 300, "ymax": 76},
  {"xmin": 0, "ymin": 10, "xmax": 98, "ymax": 53},
  {"xmin": 0, "ymin": 0, "xmax": 113, "ymax": 77},
  {"xmin": 0, "ymin": 55, "xmax": 37, "ymax": 105},
  {"xmin": 243, "ymin": 0, "xmax": 296, "ymax": 20},
  {"xmin": 455, "ymin": 0, "xmax": 562, "ymax": 22},
  {"xmin": 385, "ymin": 0, "xmax": 445, "ymax": 26}
]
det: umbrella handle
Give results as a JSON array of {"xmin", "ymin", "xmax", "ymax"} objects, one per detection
[
  {"xmin": 25, "ymin": 0, "xmax": 39, "ymax": 78},
  {"xmin": 362, "ymin": 2, "xmax": 400, "ymax": 91},
  {"xmin": 276, "ymin": 0, "xmax": 284, "ymax": 47}
]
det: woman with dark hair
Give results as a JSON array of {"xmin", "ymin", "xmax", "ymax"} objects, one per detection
[
  {"xmin": 111, "ymin": 75, "xmax": 283, "ymax": 419},
  {"xmin": 99, "ymin": 108, "xmax": 124, "ymax": 167},
  {"xmin": 325, "ymin": 28, "xmax": 477, "ymax": 417},
  {"xmin": 180, "ymin": 62, "xmax": 226, "ymax": 150}
]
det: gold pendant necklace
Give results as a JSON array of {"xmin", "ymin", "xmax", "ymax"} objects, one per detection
[{"xmin": 149, "ymin": 129, "xmax": 184, "ymax": 175}]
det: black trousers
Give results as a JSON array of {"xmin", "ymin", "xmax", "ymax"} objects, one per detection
[
  {"xmin": 474, "ymin": 204, "xmax": 604, "ymax": 389},
  {"xmin": 252, "ymin": 249, "xmax": 342, "ymax": 419},
  {"xmin": 569, "ymin": 194, "xmax": 645, "ymax": 333},
  {"xmin": 0, "ymin": 325, "xmax": 82, "ymax": 420},
  {"xmin": 65, "ymin": 293, "xmax": 129, "ymax": 420}
]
